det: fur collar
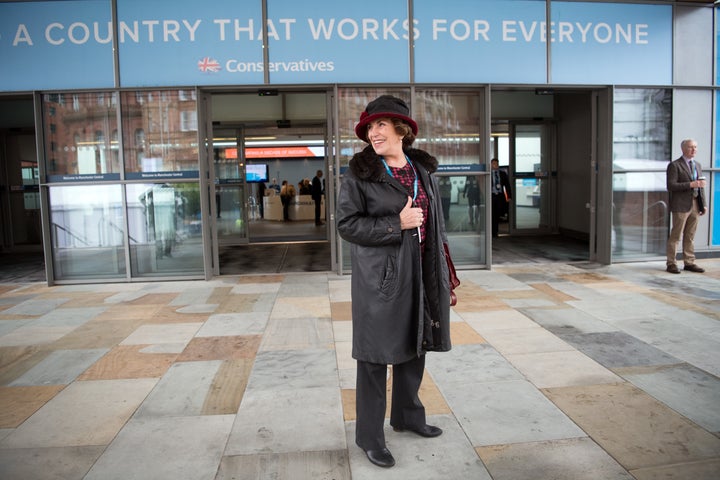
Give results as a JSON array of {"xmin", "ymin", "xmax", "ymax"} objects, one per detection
[{"xmin": 348, "ymin": 146, "xmax": 439, "ymax": 182}]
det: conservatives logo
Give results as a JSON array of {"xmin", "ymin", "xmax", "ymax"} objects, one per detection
[{"xmin": 198, "ymin": 57, "xmax": 221, "ymax": 73}]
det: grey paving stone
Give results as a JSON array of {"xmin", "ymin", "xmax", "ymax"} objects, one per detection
[
  {"xmin": 259, "ymin": 316, "xmax": 334, "ymax": 351},
  {"xmin": 481, "ymin": 326, "xmax": 575, "ymax": 355},
  {"xmin": 226, "ymin": 386, "xmax": 345, "ymax": 455},
  {"xmin": 461, "ymin": 271, "xmax": 534, "ymax": 291},
  {"xmin": 612, "ymin": 316, "xmax": 720, "ymax": 377},
  {"xmin": 34, "ymin": 306, "xmax": 106, "ymax": 328},
  {"xmin": 0, "ymin": 318, "xmax": 32, "ymax": 336},
  {"xmin": 569, "ymin": 295, "xmax": 672, "ymax": 323},
  {"xmin": 345, "ymin": 414, "xmax": 492, "ymax": 480},
  {"xmin": 196, "ymin": 312, "xmax": 269, "ymax": 337},
  {"xmin": 2, "ymin": 297, "xmax": 71, "ymax": 316},
  {"xmin": 426, "ymin": 343, "xmax": 525, "ymax": 385},
  {"xmin": 520, "ymin": 306, "xmax": 617, "ymax": 334},
  {"xmin": 437, "ymin": 379, "xmax": 586, "ymax": 446},
  {"xmin": 169, "ymin": 286, "xmax": 215, "ymax": 306},
  {"xmin": 84, "ymin": 415, "xmax": 234, "ymax": 480},
  {"xmin": 134, "ymin": 360, "xmax": 223, "ymax": 418},
  {"xmin": 1, "ymin": 378, "xmax": 158, "ymax": 448},
  {"xmin": 217, "ymin": 450, "xmax": 351, "ymax": 480},
  {"xmin": 0, "ymin": 446, "xmax": 105, "ymax": 480},
  {"xmin": 558, "ymin": 331, "xmax": 682, "ymax": 369},
  {"xmin": 620, "ymin": 363, "xmax": 720, "ymax": 433},
  {"xmin": 10, "ymin": 348, "xmax": 109, "ymax": 386},
  {"xmin": 246, "ymin": 348, "xmax": 338, "ymax": 390},
  {"xmin": 478, "ymin": 437, "xmax": 634, "ymax": 480},
  {"xmin": 505, "ymin": 350, "xmax": 623, "ymax": 388}
]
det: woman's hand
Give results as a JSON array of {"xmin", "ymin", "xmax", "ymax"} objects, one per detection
[{"xmin": 400, "ymin": 196, "xmax": 423, "ymax": 230}]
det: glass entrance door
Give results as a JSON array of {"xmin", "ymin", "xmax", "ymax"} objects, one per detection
[
  {"xmin": 510, "ymin": 123, "xmax": 555, "ymax": 234},
  {"xmin": 212, "ymin": 128, "xmax": 249, "ymax": 245}
]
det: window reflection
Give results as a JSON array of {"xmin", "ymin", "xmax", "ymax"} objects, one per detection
[
  {"xmin": 414, "ymin": 91, "xmax": 482, "ymax": 168},
  {"xmin": 442, "ymin": 174, "xmax": 487, "ymax": 264},
  {"xmin": 612, "ymin": 88, "xmax": 672, "ymax": 258},
  {"xmin": 49, "ymin": 185, "xmax": 126, "ymax": 279},
  {"xmin": 337, "ymin": 88, "xmax": 411, "ymax": 271},
  {"xmin": 43, "ymin": 92, "xmax": 120, "ymax": 179},
  {"xmin": 337, "ymin": 89, "xmax": 487, "ymax": 270},
  {"xmin": 415, "ymin": 92, "xmax": 486, "ymax": 265},
  {"xmin": 121, "ymin": 90, "xmax": 199, "ymax": 176},
  {"xmin": 126, "ymin": 183, "xmax": 203, "ymax": 276}
]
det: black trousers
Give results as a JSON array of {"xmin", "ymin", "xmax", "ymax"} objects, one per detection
[
  {"xmin": 355, "ymin": 355, "xmax": 426, "ymax": 450},
  {"xmin": 314, "ymin": 197, "xmax": 322, "ymax": 224},
  {"xmin": 491, "ymin": 193, "xmax": 505, "ymax": 237}
]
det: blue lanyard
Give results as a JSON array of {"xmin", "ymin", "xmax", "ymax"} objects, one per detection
[{"xmin": 381, "ymin": 155, "xmax": 418, "ymax": 201}]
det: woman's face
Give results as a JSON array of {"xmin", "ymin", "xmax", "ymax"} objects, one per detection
[{"xmin": 367, "ymin": 118, "xmax": 403, "ymax": 157}]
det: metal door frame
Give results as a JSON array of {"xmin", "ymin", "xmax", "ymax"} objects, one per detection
[{"xmin": 508, "ymin": 120, "xmax": 557, "ymax": 235}]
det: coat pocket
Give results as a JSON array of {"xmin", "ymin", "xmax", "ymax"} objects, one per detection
[{"xmin": 378, "ymin": 255, "xmax": 398, "ymax": 297}]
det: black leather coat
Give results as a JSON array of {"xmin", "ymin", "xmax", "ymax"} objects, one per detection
[{"xmin": 336, "ymin": 146, "xmax": 452, "ymax": 364}]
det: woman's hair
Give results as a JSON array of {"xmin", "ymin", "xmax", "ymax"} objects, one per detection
[{"xmin": 391, "ymin": 118, "xmax": 416, "ymax": 148}]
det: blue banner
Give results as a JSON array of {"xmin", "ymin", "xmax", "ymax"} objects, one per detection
[
  {"xmin": 267, "ymin": 0, "xmax": 409, "ymax": 84},
  {"xmin": 414, "ymin": 0, "xmax": 547, "ymax": 84},
  {"xmin": 117, "ymin": 0, "xmax": 264, "ymax": 87},
  {"xmin": 0, "ymin": 0, "xmax": 676, "ymax": 91},
  {"xmin": 0, "ymin": 0, "xmax": 114, "ymax": 90},
  {"xmin": 551, "ymin": 2, "xmax": 672, "ymax": 85}
]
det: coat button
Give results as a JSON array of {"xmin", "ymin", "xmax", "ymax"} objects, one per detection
[{"xmin": 387, "ymin": 227, "xmax": 394, "ymax": 233}]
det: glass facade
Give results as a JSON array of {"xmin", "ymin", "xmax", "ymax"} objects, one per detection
[
  {"xmin": 122, "ymin": 90, "xmax": 199, "ymax": 176},
  {"xmin": 43, "ymin": 90, "xmax": 203, "ymax": 281},
  {"xmin": 414, "ymin": 91, "xmax": 486, "ymax": 264},
  {"xmin": 126, "ymin": 183, "xmax": 204, "ymax": 277},
  {"xmin": 336, "ymin": 88, "xmax": 487, "ymax": 271},
  {"xmin": 49, "ymin": 185, "xmax": 126, "ymax": 279},
  {"xmin": 611, "ymin": 88, "xmax": 672, "ymax": 259},
  {"xmin": 337, "ymin": 88, "xmax": 411, "ymax": 271},
  {"xmin": 43, "ymin": 92, "xmax": 120, "ymax": 179}
]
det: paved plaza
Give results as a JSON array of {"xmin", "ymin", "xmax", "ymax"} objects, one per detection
[{"xmin": 1, "ymin": 259, "xmax": 719, "ymax": 479}]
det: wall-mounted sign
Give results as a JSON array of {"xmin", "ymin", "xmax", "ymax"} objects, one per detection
[{"xmin": 0, "ymin": 0, "xmax": 676, "ymax": 91}]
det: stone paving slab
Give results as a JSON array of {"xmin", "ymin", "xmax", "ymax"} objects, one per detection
[
  {"xmin": 0, "ymin": 259, "xmax": 718, "ymax": 479},
  {"xmin": 617, "ymin": 363, "xmax": 720, "ymax": 433},
  {"xmin": 544, "ymin": 382, "xmax": 720, "ymax": 471},
  {"xmin": 83, "ymin": 415, "xmax": 235, "ymax": 480},
  {"xmin": 477, "ymin": 437, "xmax": 634, "ymax": 480},
  {"xmin": 0, "ymin": 378, "xmax": 158, "ymax": 448}
]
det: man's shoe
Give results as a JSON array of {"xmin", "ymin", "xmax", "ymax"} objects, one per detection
[
  {"xmin": 364, "ymin": 448, "xmax": 395, "ymax": 468},
  {"xmin": 666, "ymin": 264, "xmax": 680, "ymax": 274},
  {"xmin": 684, "ymin": 264, "xmax": 705, "ymax": 273},
  {"xmin": 393, "ymin": 424, "xmax": 443, "ymax": 438}
]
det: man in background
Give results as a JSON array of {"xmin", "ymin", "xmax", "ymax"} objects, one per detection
[
  {"xmin": 666, "ymin": 139, "xmax": 706, "ymax": 274},
  {"xmin": 490, "ymin": 158, "xmax": 512, "ymax": 237},
  {"xmin": 312, "ymin": 169, "xmax": 325, "ymax": 225}
]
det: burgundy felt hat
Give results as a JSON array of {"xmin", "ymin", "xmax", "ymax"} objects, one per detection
[{"xmin": 354, "ymin": 95, "xmax": 418, "ymax": 143}]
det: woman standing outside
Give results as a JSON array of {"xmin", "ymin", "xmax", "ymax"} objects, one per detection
[{"xmin": 336, "ymin": 95, "xmax": 452, "ymax": 468}]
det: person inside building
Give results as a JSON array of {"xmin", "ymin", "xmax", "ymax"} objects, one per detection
[
  {"xmin": 280, "ymin": 180, "xmax": 295, "ymax": 221},
  {"xmin": 257, "ymin": 180, "xmax": 266, "ymax": 219},
  {"xmin": 311, "ymin": 169, "xmax": 324, "ymax": 225},
  {"xmin": 269, "ymin": 178, "xmax": 281, "ymax": 194},
  {"xmin": 438, "ymin": 176, "xmax": 452, "ymax": 223},
  {"xmin": 462, "ymin": 175, "xmax": 481, "ymax": 228},
  {"xmin": 490, "ymin": 158, "xmax": 512, "ymax": 237},
  {"xmin": 336, "ymin": 95, "xmax": 452, "ymax": 469},
  {"xmin": 666, "ymin": 138, "xmax": 707, "ymax": 274}
]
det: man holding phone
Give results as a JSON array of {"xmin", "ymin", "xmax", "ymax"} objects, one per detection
[{"xmin": 666, "ymin": 139, "xmax": 707, "ymax": 274}]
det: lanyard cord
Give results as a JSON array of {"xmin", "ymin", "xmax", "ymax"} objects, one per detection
[{"xmin": 381, "ymin": 155, "xmax": 418, "ymax": 201}]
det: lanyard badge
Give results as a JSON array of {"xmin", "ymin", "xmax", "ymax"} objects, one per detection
[{"xmin": 382, "ymin": 156, "xmax": 422, "ymax": 243}]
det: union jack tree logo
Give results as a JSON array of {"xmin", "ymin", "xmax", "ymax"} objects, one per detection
[{"xmin": 198, "ymin": 57, "xmax": 221, "ymax": 73}]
